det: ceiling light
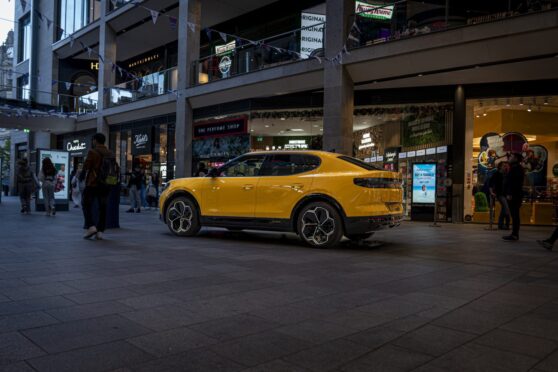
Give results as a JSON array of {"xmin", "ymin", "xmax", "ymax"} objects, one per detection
[
  {"xmin": 320, "ymin": 128, "xmax": 323, "ymax": 131},
  {"xmin": 313, "ymin": 125, "xmax": 319, "ymax": 128},
  {"xmin": 417, "ymin": 74, "xmax": 423, "ymax": 77},
  {"xmin": 476, "ymin": 114, "xmax": 480, "ymax": 118},
  {"xmin": 250, "ymin": 129, "xmax": 254, "ymax": 132},
  {"xmin": 290, "ymin": 129, "xmax": 304, "ymax": 132},
  {"xmin": 280, "ymin": 117, "xmax": 286, "ymax": 121},
  {"xmin": 527, "ymin": 106, "xmax": 532, "ymax": 112},
  {"xmin": 506, "ymin": 99, "xmax": 510, "ymax": 107},
  {"xmin": 544, "ymin": 97, "xmax": 549, "ymax": 105},
  {"xmin": 265, "ymin": 125, "xmax": 270, "ymax": 128},
  {"xmin": 483, "ymin": 113, "xmax": 487, "ymax": 117},
  {"xmin": 519, "ymin": 98, "xmax": 524, "ymax": 106}
]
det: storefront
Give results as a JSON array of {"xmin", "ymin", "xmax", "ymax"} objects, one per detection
[
  {"xmin": 60, "ymin": 130, "xmax": 95, "ymax": 172},
  {"xmin": 469, "ymin": 95, "xmax": 558, "ymax": 226}
]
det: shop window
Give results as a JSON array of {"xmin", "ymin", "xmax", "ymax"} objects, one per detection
[
  {"xmin": 219, "ymin": 155, "xmax": 266, "ymax": 177},
  {"xmin": 470, "ymin": 96, "xmax": 558, "ymax": 226},
  {"xmin": 16, "ymin": 74, "xmax": 30, "ymax": 100},
  {"xmin": 57, "ymin": 0, "xmax": 101, "ymax": 41},
  {"xmin": 17, "ymin": 15, "xmax": 31, "ymax": 63},
  {"xmin": 260, "ymin": 154, "xmax": 321, "ymax": 176}
]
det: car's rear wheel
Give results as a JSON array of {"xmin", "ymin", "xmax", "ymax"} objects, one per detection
[
  {"xmin": 165, "ymin": 197, "xmax": 201, "ymax": 237},
  {"xmin": 346, "ymin": 233, "xmax": 374, "ymax": 242},
  {"xmin": 297, "ymin": 202, "xmax": 343, "ymax": 248}
]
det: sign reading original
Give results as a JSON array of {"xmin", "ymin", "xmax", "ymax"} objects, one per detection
[{"xmin": 300, "ymin": 12, "xmax": 326, "ymax": 58}]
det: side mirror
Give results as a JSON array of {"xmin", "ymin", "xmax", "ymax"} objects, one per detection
[{"xmin": 208, "ymin": 168, "xmax": 219, "ymax": 178}]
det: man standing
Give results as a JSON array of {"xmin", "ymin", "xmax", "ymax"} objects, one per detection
[
  {"xmin": 489, "ymin": 162, "xmax": 510, "ymax": 230},
  {"xmin": 502, "ymin": 153, "xmax": 525, "ymax": 241},
  {"xmin": 82, "ymin": 133, "xmax": 114, "ymax": 240}
]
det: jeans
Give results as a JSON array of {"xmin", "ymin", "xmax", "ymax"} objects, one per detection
[
  {"xmin": 42, "ymin": 181, "xmax": 55, "ymax": 212},
  {"xmin": 497, "ymin": 195, "xmax": 510, "ymax": 229},
  {"xmin": 508, "ymin": 198, "xmax": 522, "ymax": 238},
  {"xmin": 140, "ymin": 184, "xmax": 147, "ymax": 208},
  {"xmin": 129, "ymin": 185, "xmax": 142, "ymax": 210},
  {"xmin": 82, "ymin": 186, "xmax": 109, "ymax": 232},
  {"xmin": 548, "ymin": 227, "xmax": 558, "ymax": 244},
  {"xmin": 19, "ymin": 183, "xmax": 33, "ymax": 212}
]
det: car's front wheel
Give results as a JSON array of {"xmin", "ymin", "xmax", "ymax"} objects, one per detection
[
  {"xmin": 297, "ymin": 202, "xmax": 343, "ymax": 248},
  {"xmin": 165, "ymin": 197, "xmax": 201, "ymax": 237}
]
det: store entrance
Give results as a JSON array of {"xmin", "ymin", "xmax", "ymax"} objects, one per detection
[{"xmin": 134, "ymin": 155, "xmax": 153, "ymax": 176}]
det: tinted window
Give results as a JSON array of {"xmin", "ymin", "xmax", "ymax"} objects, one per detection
[
  {"xmin": 218, "ymin": 155, "xmax": 266, "ymax": 177},
  {"xmin": 338, "ymin": 155, "xmax": 381, "ymax": 171},
  {"xmin": 261, "ymin": 154, "xmax": 321, "ymax": 176}
]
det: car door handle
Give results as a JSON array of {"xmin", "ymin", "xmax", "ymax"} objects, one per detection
[
  {"xmin": 291, "ymin": 183, "xmax": 304, "ymax": 190},
  {"xmin": 242, "ymin": 184, "xmax": 254, "ymax": 191}
]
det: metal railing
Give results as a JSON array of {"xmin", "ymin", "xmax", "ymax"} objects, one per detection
[
  {"xmin": 57, "ymin": 92, "xmax": 98, "ymax": 114},
  {"xmin": 348, "ymin": 0, "xmax": 558, "ymax": 50},
  {"xmin": 108, "ymin": 66, "xmax": 177, "ymax": 108},
  {"xmin": 192, "ymin": 20, "xmax": 326, "ymax": 86}
]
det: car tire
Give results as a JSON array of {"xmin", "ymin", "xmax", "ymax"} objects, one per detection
[
  {"xmin": 165, "ymin": 197, "xmax": 201, "ymax": 237},
  {"xmin": 297, "ymin": 201, "xmax": 343, "ymax": 248},
  {"xmin": 346, "ymin": 233, "xmax": 374, "ymax": 242}
]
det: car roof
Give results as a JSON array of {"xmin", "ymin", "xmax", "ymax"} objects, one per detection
[{"xmin": 246, "ymin": 150, "xmax": 339, "ymax": 158}]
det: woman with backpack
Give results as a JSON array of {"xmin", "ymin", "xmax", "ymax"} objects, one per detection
[{"xmin": 39, "ymin": 157, "xmax": 57, "ymax": 216}]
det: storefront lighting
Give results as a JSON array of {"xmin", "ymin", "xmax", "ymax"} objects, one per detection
[
  {"xmin": 519, "ymin": 98, "xmax": 524, "ymax": 106},
  {"xmin": 482, "ymin": 113, "xmax": 487, "ymax": 117},
  {"xmin": 506, "ymin": 99, "xmax": 511, "ymax": 107},
  {"xmin": 527, "ymin": 106, "xmax": 532, "ymax": 112},
  {"xmin": 265, "ymin": 125, "xmax": 270, "ymax": 128},
  {"xmin": 476, "ymin": 114, "xmax": 480, "ymax": 118},
  {"xmin": 280, "ymin": 117, "xmax": 286, "ymax": 121},
  {"xmin": 544, "ymin": 98, "xmax": 549, "ymax": 105},
  {"xmin": 291, "ymin": 129, "xmax": 304, "ymax": 132},
  {"xmin": 265, "ymin": 146, "xmax": 270, "ymax": 150},
  {"xmin": 272, "ymin": 146, "xmax": 276, "ymax": 150}
]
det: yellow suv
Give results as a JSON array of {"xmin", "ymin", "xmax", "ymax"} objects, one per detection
[{"xmin": 160, "ymin": 151, "xmax": 403, "ymax": 248}]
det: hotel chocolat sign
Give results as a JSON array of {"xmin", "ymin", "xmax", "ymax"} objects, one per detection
[
  {"xmin": 194, "ymin": 117, "xmax": 247, "ymax": 139},
  {"xmin": 132, "ymin": 128, "xmax": 152, "ymax": 155},
  {"xmin": 64, "ymin": 137, "xmax": 89, "ymax": 156}
]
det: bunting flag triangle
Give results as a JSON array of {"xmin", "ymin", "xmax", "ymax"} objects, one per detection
[
  {"xmin": 352, "ymin": 21, "xmax": 361, "ymax": 34},
  {"xmin": 149, "ymin": 9, "xmax": 159, "ymax": 24},
  {"xmin": 205, "ymin": 28, "xmax": 212, "ymax": 41},
  {"xmin": 87, "ymin": 47, "xmax": 93, "ymax": 58},
  {"xmin": 51, "ymin": 80, "xmax": 57, "ymax": 86},
  {"xmin": 34, "ymin": 10, "xmax": 43, "ymax": 22},
  {"xmin": 118, "ymin": 66, "xmax": 123, "ymax": 77},
  {"xmin": 187, "ymin": 21, "xmax": 195, "ymax": 32},
  {"xmin": 343, "ymin": 45, "xmax": 350, "ymax": 55},
  {"xmin": 219, "ymin": 32, "xmax": 227, "ymax": 42},
  {"xmin": 112, "ymin": 63, "xmax": 116, "ymax": 72},
  {"xmin": 313, "ymin": 55, "xmax": 322, "ymax": 64},
  {"xmin": 65, "ymin": 82, "xmax": 72, "ymax": 90},
  {"xmin": 98, "ymin": 55, "xmax": 104, "ymax": 63},
  {"xmin": 46, "ymin": 19, "xmax": 52, "ymax": 29},
  {"xmin": 348, "ymin": 33, "xmax": 360, "ymax": 43},
  {"xmin": 168, "ymin": 16, "xmax": 177, "ymax": 30},
  {"xmin": 91, "ymin": 85, "xmax": 96, "ymax": 92},
  {"xmin": 19, "ymin": 0, "xmax": 26, "ymax": 11},
  {"xmin": 111, "ymin": 0, "xmax": 117, "ymax": 8}
]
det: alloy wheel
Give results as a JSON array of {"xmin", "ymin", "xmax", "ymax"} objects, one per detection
[
  {"xmin": 301, "ymin": 206, "xmax": 336, "ymax": 246},
  {"xmin": 167, "ymin": 200, "xmax": 193, "ymax": 234}
]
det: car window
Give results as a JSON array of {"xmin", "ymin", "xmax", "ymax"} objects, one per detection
[
  {"xmin": 218, "ymin": 155, "xmax": 266, "ymax": 177},
  {"xmin": 261, "ymin": 154, "xmax": 321, "ymax": 176},
  {"xmin": 338, "ymin": 155, "xmax": 382, "ymax": 171}
]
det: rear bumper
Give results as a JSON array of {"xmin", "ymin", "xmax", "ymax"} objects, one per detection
[{"xmin": 344, "ymin": 214, "xmax": 403, "ymax": 235}]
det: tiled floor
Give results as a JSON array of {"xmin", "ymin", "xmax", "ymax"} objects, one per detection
[{"xmin": 0, "ymin": 196, "xmax": 557, "ymax": 371}]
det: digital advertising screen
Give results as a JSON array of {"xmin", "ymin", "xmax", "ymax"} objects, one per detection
[
  {"xmin": 412, "ymin": 163, "xmax": 436, "ymax": 204},
  {"xmin": 37, "ymin": 149, "xmax": 70, "ymax": 201}
]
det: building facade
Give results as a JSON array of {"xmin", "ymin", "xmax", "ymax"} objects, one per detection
[
  {"xmin": 0, "ymin": 30, "xmax": 14, "ymax": 99},
  {"xmin": 3, "ymin": 0, "xmax": 558, "ymax": 223}
]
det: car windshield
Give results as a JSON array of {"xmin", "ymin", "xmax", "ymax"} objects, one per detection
[{"xmin": 338, "ymin": 155, "xmax": 382, "ymax": 171}]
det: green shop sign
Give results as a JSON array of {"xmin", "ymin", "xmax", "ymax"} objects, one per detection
[
  {"xmin": 355, "ymin": 1, "xmax": 394, "ymax": 20},
  {"xmin": 401, "ymin": 111, "xmax": 446, "ymax": 147}
]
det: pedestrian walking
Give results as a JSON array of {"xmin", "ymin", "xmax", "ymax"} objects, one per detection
[
  {"xmin": 489, "ymin": 162, "xmax": 510, "ymax": 230},
  {"xmin": 140, "ymin": 168, "xmax": 148, "ymax": 210},
  {"xmin": 39, "ymin": 157, "xmax": 57, "ymax": 216},
  {"xmin": 502, "ymin": 153, "xmax": 525, "ymax": 241},
  {"xmin": 16, "ymin": 159, "xmax": 36, "ymax": 214},
  {"xmin": 71, "ymin": 166, "xmax": 82, "ymax": 208},
  {"xmin": 126, "ymin": 165, "xmax": 143, "ymax": 213},
  {"xmin": 82, "ymin": 133, "xmax": 117, "ymax": 240},
  {"xmin": 146, "ymin": 172, "xmax": 159, "ymax": 210},
  {"xmin": 195, "ymin": 162, "xmax": 208, "ymax": 177},
  {"xmin": 538, "ymin": 228, "xmax": 558, "ymax": 251}
]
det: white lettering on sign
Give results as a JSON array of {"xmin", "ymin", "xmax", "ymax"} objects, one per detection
[
  {"xmin": 215, "ymin": 41, "xmax": 236, "ymax": 56},
  {"xmin": 285, "ymin": 140, "xmax": 308, "ymax": 149},
  {"xmin": 134, "ymin": 134, "xmax": 149, "ymax": 148},
  {"xmin": 219, "ymin": 56, "xmax": 232, "ymax": 75},
  {"xmin": 300, "ymin": 12, "xmax": 326, "ymax": 59},
  {"xmin": 358, "ymin": 132, "xmax": 375, "ymax": 150},
  {"xmin": 66, "ymin": 139, "xmax": 86, "ymax": 152},
  {"xmin": 355, "ymin": 1, "xmax": 394, "ymax": 20}
]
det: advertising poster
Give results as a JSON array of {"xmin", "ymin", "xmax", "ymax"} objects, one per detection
[
  {"xmin": 401, "ymin": 109, "xmax": 447, "ymax": 147},
  {"xmin": 300, "ymin": 12, "xmax": 326, "ymax": 58},
  {"xmin": 412, "ymin": 163, "xmax": 436, "ymax": 204},
  {"xmin": 193, "ymin": 135, "xmax": 250, "ymax": 160},
  {"xmin": 38, "ymin": 150, "xmax": 70, "ymax": 200}
]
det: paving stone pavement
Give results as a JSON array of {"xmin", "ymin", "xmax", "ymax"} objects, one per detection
[{"xmin": 0, "ymin": 196, "xmax": 558, "ymax": 371}]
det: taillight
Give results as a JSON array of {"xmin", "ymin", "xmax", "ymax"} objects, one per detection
[{"xmin": 354, "ymin": 178, "xmax": 402, "ymax": 189}]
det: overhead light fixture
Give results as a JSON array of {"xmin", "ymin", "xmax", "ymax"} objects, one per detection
[
  {"xmin": 519, "ymin": 98, "xmax": 524, "ymax": 106},
  {"xmin": 280, "ymin": 117, "xmax": 286, "ymax": 121},
  {"xmin": 527, "ymin": 106, "xmax": 532, "ymax": 112},
  {"xmin": 265, "ymin": 125, "xmax": 270, "ymax": 128},
  {"xmin": 483, "ymin": 113, "xmax": 487, "ymax": 117},
  {"xmin": 476, "ymin": 114, "xmax": 480, "ymax": 118},
  {"xmin": 290, "ymin": 129, "xmax": 304, "ymax": 132},
  {"xmin": 506, "ymin": 98, "xmax": 511, "ymax": 107},
  {"xmin": 417, "ymin": 73, "xmax": 423, "ymax": 77},
  {"xmin": 250, "ymin": 129, "xmax": 254, "ymax": 132},
  {"xmin": 544, "ymin": 97, "xmax": 549, "ymax": 105},
  {"xmin": 313, "ymin": 125, "xmax": 319, "ymax": 128}
]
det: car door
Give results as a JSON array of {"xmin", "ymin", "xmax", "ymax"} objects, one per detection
[
  {"xmin": 255, "ymin": 153, "xmax": 320, "ymax": 219},
  {"xmin": 203, "ymin": 154, "xmax": 266, "ymax": 218}
]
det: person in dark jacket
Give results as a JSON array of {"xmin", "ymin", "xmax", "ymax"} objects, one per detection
[
  {"xmin": 502, "ymin": 153, "xmax": 525, "ymax": 241},
  {"xmin": 39, "ymin": 157, "xmax": 57, "ymax": 216},
  {"xmin": 16, "ymin": 159, "xmax": 36, "ymax": 214},
  {"xmin": 82, "ymin": 133, "xmax": 114, "ymax": 240},
  {"xmin": 489, "ymin": 162, "xmax": 510, "ymax": 230},
  {"xmin": 126, "ymin": 165, "xmax": 144, "ymax": 213}
]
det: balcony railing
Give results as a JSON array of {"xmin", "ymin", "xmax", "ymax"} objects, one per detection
[
  {"xmin": 57, "ymin": 92, "xmax": 98, "ymax": 115},
  {"xmin": 192, "ymin": 20, "xmax": 326, "ymax": 86},
  {"xmin": 108, "ymin": 66, "xmax": 177, "ymax": 108},
  {"xmin": 348, "ymin": 0, "xmax": 558, "ymax": 50}
]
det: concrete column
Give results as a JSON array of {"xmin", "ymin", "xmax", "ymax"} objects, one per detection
[
  {"xmin": 322, "ymin": 0, "xmax": 354, "ymax": 155},
  {"xmin": 96, "ymin": 0, "xmax": 117, "ymax": 138},
  {"xmin": 452, "ymin": 85, "xmax": 466, "ymax": 223},
  {"xmin": 175, "ymin": 0, "xmax": 201, "ymax": 178}
]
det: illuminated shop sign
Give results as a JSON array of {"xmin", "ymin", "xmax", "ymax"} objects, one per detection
[
  {"xmin": 128, "ymin": 53, "xmax": 160, "ymax": 68},
  {"xmin": 131, "ymin": 127, "xmax": 152, "ymax": 155},
  {"xmin": 358, "ymin": 132, "xmax": 375, "ymax": 150},
  {"xmin": 215, "ymin": 41, "xmax": 236, "ymax": 56},
  {"xmin": 355, "ymin": 1, "xmax": 394, "ymax": 20},
  {"xmin": 90, "ymin": 62, "xmax": 99, "ymax": 70},
  {"xmin": 194, "ymin": 117, "xmax": 247, "ymax": 139},
  {"xmin": 63, "ymin": 136, "xmax": 90, "ymax": 156},
  {"xmin": 284, "ymin": 140, "xmax": 308, "ymax": 149}
]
